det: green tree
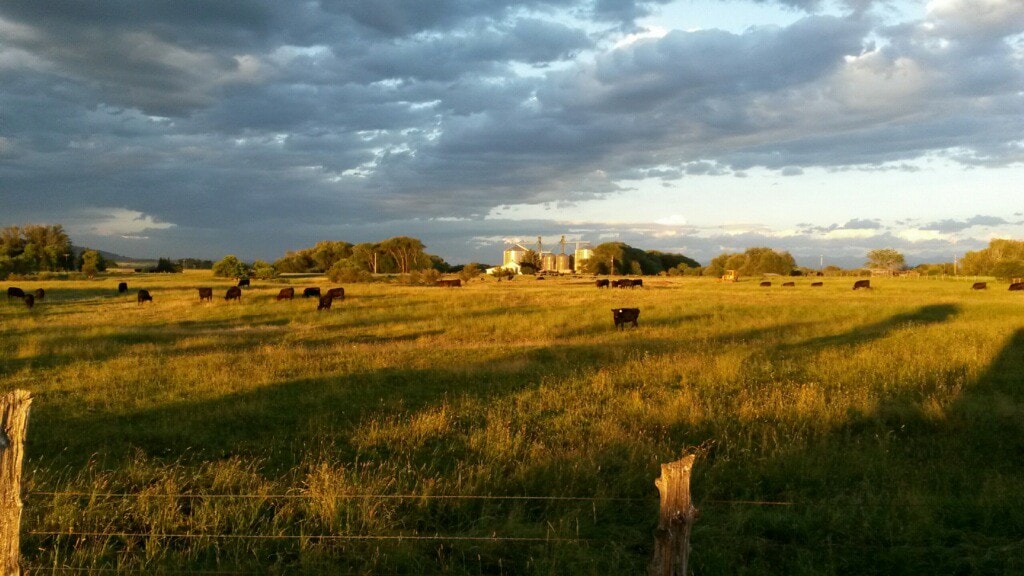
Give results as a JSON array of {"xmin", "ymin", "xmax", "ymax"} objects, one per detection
[
  {"xmin": 80, "ymin": 249, "xmax": 103, "ymax": 277},
  {"xmin": 250, "ymin": 260, "xmax": 277, "ymax": 280},
  {"xmin": 866, "ymin": 248, "xmax": 906, "ymax": 272},
  {"xmin": 349, "ymin": 243, "xmax": 382, "ymax": 274},
  {"xmin": 311, "ymin": 241, "xmax": 353, "ymax": 272},
  {"xmin": 213, "ymin": 255, "xmax": 248, "ymax": 278},
  {"xmin": 458, "ymin": 263, "xmax": 481, "ymax": 282},
  {"xmin": 706, "ymin": 247, "xmax": 795, "ymax": 277},
  {"xmin": 379, "ymin": 236, "xmax": 427, "ymax": 274},
  {"xmin": 150, "ymin": 257, "xmax": 181, "ymax": 273}
]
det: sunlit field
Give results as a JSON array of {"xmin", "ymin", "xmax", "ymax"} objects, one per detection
[{"xmin": 2, "ymin": 272, "xmax": 1022, "ymax": 574}]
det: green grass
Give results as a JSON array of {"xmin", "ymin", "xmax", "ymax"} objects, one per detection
[{"xmin": 3, "ymin": 273, "xmax": 1023, "ymax": 574}]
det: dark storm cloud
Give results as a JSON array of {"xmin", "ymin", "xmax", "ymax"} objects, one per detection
[{"xmin": 1, "ymin": 0, "xmax": 1022, "ymax": 262}]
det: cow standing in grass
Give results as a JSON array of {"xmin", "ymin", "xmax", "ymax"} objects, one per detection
[
  {"xmin": 23, "ymin": 294, "xmax": 34, "ymax": 309},
  {"xmin": 277, "ymin": 287, "xmax": 295, "ymax": 301},
  {"xmin": 118, "ymin": 282, "xmax": 128, "ymax": 294},
  {"xmin": 972, "ymin": 282, "xmax": 987, "ymax": 290},
  {"xmin": 612, "ymin": 308, "xmax": 640, "ymax": 330},
  {"xmin": 317, "ymin": 295, "xmax": 333, "ymax": 311},
  {"xmin": 137, "ymin": 290, "xmax": 153, "ymax": 304},
  {"xmin": 198, "ymin": 287, "xmax": 213, "ymax": 302},
  {"xmin": 325, "ymin": 287, "xmax": 345, "ymax": 299},
  {"xmin": 853, "ymin": 279, "xmax": 871, "ymax": 290},
  {"xmin": 303, "ymin": 287, "xmax": 321, "ymax": 298},
  {"xmin": 7, "ymin": 287, "xmax": 24, "ymax": 300},
  {"xmin": 225, "ymin": 286, "xmax": 242, "ymax": 301}
]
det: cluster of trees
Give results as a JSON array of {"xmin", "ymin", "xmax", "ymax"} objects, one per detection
[
  {"xmin": 959, "ymin": 239, "xmax": 1024, "ymax": 279},
  {"xmin": 0, "ymin": 224, "xmax": 74, "ymax": 277},
  {"xmin": 272, "ymin": 237, "xmax": 449, "ymax": 278},
  {"xmin": 582, "ymin": 242, "xmax": 700, "ymax": 275},
  {"xmin": 704, "ymin": 247, "xmax": 798, "ymax": 278}
]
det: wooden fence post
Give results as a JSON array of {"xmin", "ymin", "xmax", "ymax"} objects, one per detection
[
  {"xmin": 0, "ymin": 390, "xmax": 32, "ymax": 576},
  {"xmin": 650, "ymin": 454, "xmax": 698, "ymax": 576}
]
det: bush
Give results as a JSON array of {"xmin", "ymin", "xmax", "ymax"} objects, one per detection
[{"xmin": 327, "ymin": 261, "xmax": 373, "ymax": 283}]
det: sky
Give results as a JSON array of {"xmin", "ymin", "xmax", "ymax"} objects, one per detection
[{"xmin": 1, "ymin": 0, "xmax": 1022, "ymax": 268}]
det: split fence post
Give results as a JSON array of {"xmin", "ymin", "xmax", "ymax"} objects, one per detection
[
  {"xmin": 650, "ymin": 454, "xmax": 698, "ymax": 576},
  {"xmin": 0, "ymin": 390, "xmax": 32, "ymax": 576}
]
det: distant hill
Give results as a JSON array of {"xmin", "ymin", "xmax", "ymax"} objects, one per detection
[{"xmin": 71, "ymin": 246, "xmax": 151, "ymax": 267}]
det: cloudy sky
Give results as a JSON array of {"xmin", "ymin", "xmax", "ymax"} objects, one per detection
[{"xmin": 1, "ymin": 0, "xmax": 1022, "ymax": 268}]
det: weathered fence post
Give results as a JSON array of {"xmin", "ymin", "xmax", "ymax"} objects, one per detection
[
  {"xmin": 0, "ymin": 390, "xmax": 32, "ymax": 576},
  {"xmin": 650, "ymin": 454, "xmax": 698, "ymax": 576}
]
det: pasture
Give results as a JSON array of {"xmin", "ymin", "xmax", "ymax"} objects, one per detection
[{"xmin": 2, "ymin": 273, "xmax": 1022, "ymax": 574}]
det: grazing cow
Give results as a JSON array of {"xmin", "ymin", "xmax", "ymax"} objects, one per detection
[
  {"xmin": 303, "ymin": 287, "xmax": 321, "ymax": 298},
  {"xmin": 760, "ymin": 281, "xmax": 771, "ymax": 287},
  {"xmin": 198, "ymin": 287, "xmax": 213, "ymax": 302},
  {"xmin": 137, "ymin": 289, "xmax": 153, "ymax": 304},
  {"xmin": 972, "ymin": 282, "xmax": 987, "ymax": 290},
  {"xmin": 277, "ymin": 287, "xmax": 295, "ymax": 301},
  {"xmin": 612, "ymin": 308, "xmax": 640, "ymax": 330},
  {"xmin": 631, "ymin": 279, "xmax": 644, "ymax": 288},
  {"xmin": 317, "ymin": 295, "xmax": 333, "ymax": 311},
  {"xmin": 1009, "ymin": 282, "xmax": 1024, "ymax": 291},
  {"xmin": 23, "ymin": 294, "xmax": 34, "ymax": 309},
  {"xmin": 437, "ymin": 279, "xmax": 462, "ymax": 288},
  {"xmin": 782, "ymin": 281, "xmax": 795, "ymax": 287},
  {"xmin": 596, "ymin": 279, "xmax": 610, "ymax": 288},
  {"xmin": 225, "ymin": 286, "xmax": 242, "ymax": 301},
  {"xmin": 811, "ymin": 282, "xmax": 824, "ymax": 287},
  {"xmin": 118, "ymin": 282, "xmax": 128, "ymax": 294},
  {"xmin": 7, "ymin": 287, "xmax": 24, "ymax": 300},
  {"xmin": 34, "ymin": 288, "xmax": 44, "ymax": 300},
  {"xmin": 326, "ymin": 287, "xmax": 345, "ymax": 299},
  {"xmin": 237, "ymin": 278, "xmax": 250, "ymax": 288},
  {"xmin": 853, "ymin": 279, "xmax": 871, "ymax": 290},
  {"xmin": 614, "ymin": 279, "xmax": 636, "ymax": 288}
]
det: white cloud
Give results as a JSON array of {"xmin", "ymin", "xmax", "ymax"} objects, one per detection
[{"xmin": 899, "ymin": 228, "xmax": 949, "ymax": 242}]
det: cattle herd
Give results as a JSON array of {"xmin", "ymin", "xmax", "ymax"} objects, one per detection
[{"xmin": 7, "ymin": 277, "xmax": 1024, "ymax": 330}]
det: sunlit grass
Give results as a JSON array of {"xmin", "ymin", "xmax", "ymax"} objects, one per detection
[{"xmin": 3, "ymin": 273, "xmax": 1023, "ymax": 574}]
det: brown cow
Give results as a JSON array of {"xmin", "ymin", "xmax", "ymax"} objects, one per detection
[
  {"xmin": 325, "ymin": 287, "xmax": 345, "ymax": 299},
  {"xmin": 225, "ymin": 286, "xmax": 242, "ymax": 301},
  {"xmin": 811, "ymin": 282, "xmax": 824, "ymax": 287},
  {"xmin": 198, "ymin": 287, "xmax": 213, "ymax": 302},
  {"xmin": 631, "ymin": 279, "xmax": 643, "ymax": 288},
  {"xmin": 782, "ymin": 281, "xmax": 795, "ymax": 287},
  {"xmin": 137, "ymin": 289, "xmax": 153, "ymax": 304},
  {"xmin": 7, "ymin": 287, "xmax": 24, "ymax": 299},
  {"xmin": 596, "ymin": 279, "xmax": 610, "ymax": 288},
  {"xmin": 23, "ymin": 294, "xmax": 34, "ymax": 309},
  {"xmin": 317, "ymin": 295, "xmax": 333, "ymax": 311},
  {"xmin": 303, "ymin": 287, "xmax": 321, "ymax": 298},
  {"xmin": 33, "ymin": 288, "xmax": 44, "ymax": 300},
  {"xmin": 277, "ymin": 287, "xmax": 295, "ymax": 301},
  {"xmin": 971, "ymin": 282, "xmax": 987, "ymax": 290},
  {"xmin": 612, "ymin": 308, "xmax": 640, "ymax": 330},
  {"xmin": 1009, "ymin": 282, "xmax": 1024, "ymax": 291},
  {"xmin": 853, "ymin": 279, "xmax": 871, "ymax": 290},
  {"xmin": 760, "ymin": 281, "xmax": 771, "ymax": 287}
]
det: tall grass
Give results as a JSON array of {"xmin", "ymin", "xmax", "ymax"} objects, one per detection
[{"xmin": 3, "ymin": 274, "xmax": 1022, "ymax": 574}]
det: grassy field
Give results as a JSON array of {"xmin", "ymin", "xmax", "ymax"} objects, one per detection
[{"xmin": 2, "ymin": 272, "xmax": 1023, "ymax": 574}]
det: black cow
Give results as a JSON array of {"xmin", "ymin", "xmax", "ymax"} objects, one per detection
[
  {"xmin": 325, "ymin": 287, "xmax": 345, "ymax": 299},
  {"xmin": 596, "ymin": 279, "xmax": 610, "ymax": 288},
  {"xmin": 782, "ymin": 281, "xmax": 795, "ymax": 287},
  {"xmin": 118, "ymin": 282, "xmax": 128, "ymax": 294},
  {"xmin": 612, "ymin": 308, "xmax": 640, "ymax": 330},
  {"xmin": 225, "ymin": 286, "xmax": 242, "ymax": 301},
  {"xmin": 317, "ymin": 295, "xmax": 333, "ymax": 311},
  {"xmin": 303, "ymin": 287, "xmax": 321, "ymax": 298},
  {"xmin": 972, "ymin": 282, "xmax": 987, "ymax": 290},
  {"xmin": 760, "ymin": 281, "xmax": 771, "ymax": 287},
  {"xmin": 853, "ymin": 279, "xmax": 871, "ymax": 290},
  {"xmin": 811, "ymin": 282, "xmax": 824, "ymax": 287},
  {"xmin": 7, "ymin": 287, "xmax": 24, "ymax": 300},
  {"xmin": 277, "ymin": 287, "xmax": 295, "ymax": 301},
  {"xmin": 1009, "ymin": 282, "xmax": 1024, "ymax": 291},
  {"xmin": 23, "ymin": 294, "xmax": 34, "ymax": 309},
  {"xmin": 631, "ymin": 279, "xmax": 643, "ymax": 288},
  {"xmin": 33, "ymin": 288, "xmax": 44, "ymax": 300},
  {"xmin": 137, "ymin": 289, "xmax": 153, "ymax": 304},
  {"xmin": 237, "ymin": 278, "xmax": 250, "ymax": 287},
  {"xmin": 198, "ymin": 287, "xmax": 213, "ymax": 302},
  {"xmin": 437, "ymin": 279, "xmax": 461, "ymax": 287}
]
